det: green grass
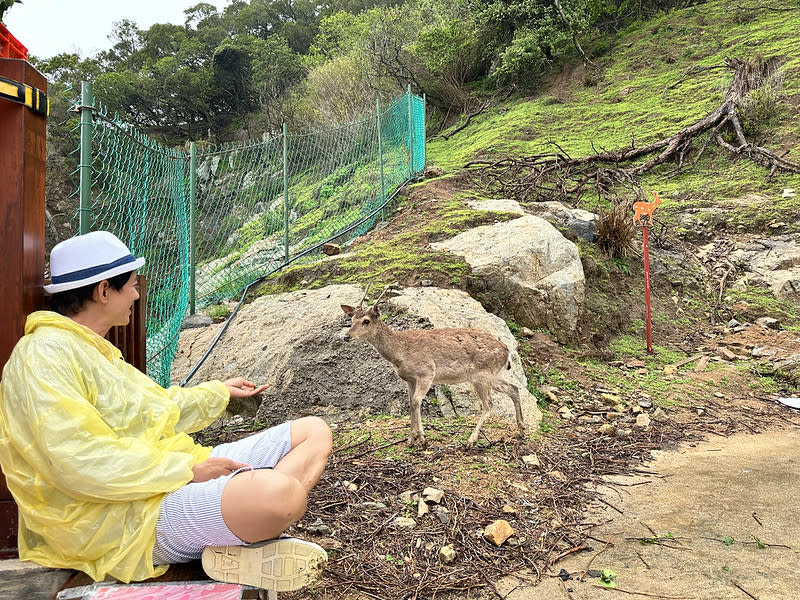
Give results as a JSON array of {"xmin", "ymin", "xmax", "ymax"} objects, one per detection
[{"xmin": 427, "ymin": 0, "xmax": 800, "ymax": 207}]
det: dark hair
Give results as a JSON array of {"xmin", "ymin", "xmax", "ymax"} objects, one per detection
[{"xmin": 50, "ymin": 271, "xmax": 134, "ymax": 316}]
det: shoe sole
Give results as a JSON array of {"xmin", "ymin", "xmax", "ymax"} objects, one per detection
[{"xmin": 202, "ymin": 538, "xmax": 328, "ymax": 591}]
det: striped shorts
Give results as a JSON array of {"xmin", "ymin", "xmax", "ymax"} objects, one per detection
[{"xmin": 152, "ymin": 421, "xmax": 293, "ymax": 565}]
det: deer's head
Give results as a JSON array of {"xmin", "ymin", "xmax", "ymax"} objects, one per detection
[
  {"xmin": 341, "ymin": 284, "xmax": 387, "ymax": 342},
  {"xmin": 341, "ymin": 303, "xmax": 381, "ymax": 341}
]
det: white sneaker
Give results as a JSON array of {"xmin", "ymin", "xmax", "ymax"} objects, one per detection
[{"xmin": 201, "ymin": 537, "xmax": 328, "ymax": 591}]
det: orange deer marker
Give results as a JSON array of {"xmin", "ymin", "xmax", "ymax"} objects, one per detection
[{"xmin": 632, "ymin": 192, "xmax": 662, "ymax": 226}]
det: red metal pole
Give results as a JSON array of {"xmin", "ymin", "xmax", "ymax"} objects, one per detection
[{"xmin": 642, "ymin": 224, "xmax": 653, "ymax": 354}]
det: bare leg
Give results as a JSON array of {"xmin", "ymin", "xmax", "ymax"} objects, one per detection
[{"xmin": 220, "ymin": 416, "xmax": 332, "ymax": 542}]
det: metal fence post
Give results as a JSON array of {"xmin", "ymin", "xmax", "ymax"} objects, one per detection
[
  {"xmin": 78, "ymin": 81, "xmax": 93, "ymax": 234},
  {"xmin": 407, "ymin": 84, "xmax": 414, "ymax": 178},
  {"xmin": 283, "ymin": 122, "xmax": 289, "ymax": 262},
  {"xmin": 377, "ymin": 98, "xmax": 385, "ymax": 208},
  {"xmin": 422, "ymin": 93, "xmax": 427, "ymax": 171},
  {"xmin": 189, "ymin": 141, "xmax": 197, "ymax": 315}
]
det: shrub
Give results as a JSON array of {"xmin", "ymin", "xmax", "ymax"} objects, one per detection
[{"xmin": 595, "ymin": 201, "xmax": 636, "ymax": 258}]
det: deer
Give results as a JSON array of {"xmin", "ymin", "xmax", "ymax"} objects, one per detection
[
  {"xmin": 632, "ymin": 192, "xmax": 663, "ymax": 226},
  {"xmin": 341, "ymin": 286, "xmax": 526, "ymax": 448}
]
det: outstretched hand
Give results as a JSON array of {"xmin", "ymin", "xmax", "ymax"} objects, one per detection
[{"xmin": 223, "ymin": 377, "xmax": 268, "ymax": 398}]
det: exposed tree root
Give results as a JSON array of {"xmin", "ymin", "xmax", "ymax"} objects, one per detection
[{"xmin": 465, "ymin": 57, "xmax": 800, "ymax": 205}]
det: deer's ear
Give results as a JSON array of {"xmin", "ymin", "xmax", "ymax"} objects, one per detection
[
  {"xmin": 369, "ymin": 305, "xmax": 381, "ymax": 318},
  {"xmin": 341, "ymin": 305, "xmax": 355, "ymax": 316}
]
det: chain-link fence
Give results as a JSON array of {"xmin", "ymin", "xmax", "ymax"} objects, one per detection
[{"xmin": 68, "ymin": 84, "xmax": 425, "ymax": 386}]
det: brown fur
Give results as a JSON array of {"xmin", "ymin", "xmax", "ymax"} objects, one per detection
[{"xmin": 341, "ymin": 302, "xmax": 526, "ymax": 448}]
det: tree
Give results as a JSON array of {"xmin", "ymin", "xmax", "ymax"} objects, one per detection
[{"xmin": 0, "ymin": 0, "xmax": 22, "ymax": 22}]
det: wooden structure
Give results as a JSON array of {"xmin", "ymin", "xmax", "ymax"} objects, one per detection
[
  {"xmin": 0, "ymin": 57, "xmax": 147, "ymax": 561},
  {"xmin": 0, "ymin": 57, "xmax": 47, "ymax": 559}
]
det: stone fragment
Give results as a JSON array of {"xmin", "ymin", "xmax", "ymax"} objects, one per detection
[
  {"xmin": 439, "ymin": 544, "xmax": 456, "ymax": 564},
  {"xmin": 599, "ymin": 423, "xmax": 617, "ymax": 437},
  {"xmin": 522, "ymin": 454, "xmax": 541, "ymax": 468},
  {"xmin": 321, "ymin": 243, "xmax": 341, "ymax": 256},
  {"xmin": 502, "ymin": 504, "xmax": 517, "ymax": 514},
  {"xmin": 717, "ymin": 347, "xmax": 737, "ymax": 361},
  {"xmin": 756, "ymin": 317, "xmax": 780, "ymax": 330},
  {"xmin": 663, "ymin": 364, "xmax": 678, "ymax": 375},
  {"xmin": 600, "ymin": 393, "xmax": 621, "ymax": 406},
  {"xmin": 484, "ymin": 520, "xmax": 515, "ymax": 546},
  {"xmin": 394, "ymin": 517, "xmax": 416, "ymax": 529},
  {"xmin": 418, "ymin": 498, "xmax": 429, "ymax": 517},
  {"xmin": 635, "ymin": 413, "xmax": 651, "ymax": 428},
  {"xmin": 422, "ymin": 487, "xmax": 445, "ymax": 503}
]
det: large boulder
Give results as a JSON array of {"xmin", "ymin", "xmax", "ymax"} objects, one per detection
[{"xmin": 430, "ymin": 212, "xmax": 585, "ymax": 341}]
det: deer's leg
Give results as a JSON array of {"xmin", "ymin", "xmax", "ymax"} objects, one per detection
[
  {"xmin": 492, "ymin": 378, "xmax": 527, "ymax": 438},
  {"xmin": 467, "ymin": 380, "xmax": 492, "ymax": 447},
  {"xmin": 407, "ymin": 378, "xmax": 432, "ymax": 448}
]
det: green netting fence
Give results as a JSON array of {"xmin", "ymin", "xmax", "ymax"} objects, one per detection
[{"xmin": 68, "ymin": 83, "xmax": 425, "ymax": 386}]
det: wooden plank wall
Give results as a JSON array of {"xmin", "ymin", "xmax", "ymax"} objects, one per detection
[{"xmin": 0, "ymin": 58, "xmax": 47, "ymax": 559}]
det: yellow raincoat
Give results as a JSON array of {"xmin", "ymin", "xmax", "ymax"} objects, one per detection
[{"xmin": 0, "ymin": 311, "xmax": 230, "ymax": 582}]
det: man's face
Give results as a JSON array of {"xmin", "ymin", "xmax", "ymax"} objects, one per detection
[{"xmin": 108, "ymin": 271, "xmax": 141, "ymax": 327}]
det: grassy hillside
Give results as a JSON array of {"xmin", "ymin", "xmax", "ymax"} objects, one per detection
[
  {"xmin": 427, "ymin": 0, "xmax": 800, "ymax": 209},
  {"xmin": 252, "ymin": 0, "xmax": 800, "ymax": 362}
]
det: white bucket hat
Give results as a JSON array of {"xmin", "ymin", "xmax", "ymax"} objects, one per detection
[{"xmin": 44, "ymin": 231, "xmax": 146, "ymax": 294}]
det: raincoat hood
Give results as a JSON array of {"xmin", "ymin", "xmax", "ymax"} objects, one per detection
[{"xmin": 0, "ymin": 311, "xmax": 229, "ymax": 582}]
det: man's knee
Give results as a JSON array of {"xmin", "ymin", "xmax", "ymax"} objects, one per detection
[{"xmin": 293, "ymin": 416, "xmax": 333, "ymax": 455}]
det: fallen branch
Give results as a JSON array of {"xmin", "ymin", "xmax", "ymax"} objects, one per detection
[
  {"xmin": 465, "ymin": 57, "xmax": 800, "ymax": 205},
  {"xmin": 441, "ymin": 101, "xmax": 490, "ymax": 140}
]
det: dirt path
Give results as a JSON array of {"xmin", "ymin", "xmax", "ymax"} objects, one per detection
[{"xmin": 499, "ymin": 428, "xmax": 800, "ymax": 600}]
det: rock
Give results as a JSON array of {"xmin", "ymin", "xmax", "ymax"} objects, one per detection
[
  {"xmin": 635, "ymin": 413, "xmax": 651, "ymax": 428},
  {"xmin": 358, "ymin": 502, "xmax": 387, "ymax": 510},
  {"xmin": 394, "ymin": 517, "xmax": 416, "ymax": 529},
  {"xmin": 398, "ymin": 490, "xmax": 416, "ymax": 503},
  {"xmin": 625, "ymin": 358, "xmax": 647, "ymax": 368},
  {"xmin": 484, "ymin": 520, "xmax": 515, "ymax": 546},
  {"xmin": 306, "ymin": 518, "xmax": 332, "ymax": 536},
  {"xmin": 782, "ymin": 188, "xmax": 796, "ymax": 198},
  {"xmin": 321, "ymin": 243, "xmax": 341, "ymax": 256},
  {"xmin": 181, "ymin": 314, "xmax": 213, "ymax": 330},
  {"xmin": 316, "ymin": 537, "xmax": 343, "ymax": 550},
  {"xmin": 525, "ymin": 200, "xmax": 599, "ymax": 242},
  {"xmin": 599, "ymin": 423, "xmax": 618, "ymax": 437},
  {"xmin": 637, "ymin": 398, "xmax": 653, "ymax": 409},
  {"xmin": 423, "ymin": 165, "xmax": 444, "ymax": 178},
  {"xmin": 559, "ymin": 406, "xmax": 574, "ymax": 420},
  {"xmin": 522, "ymin": 454, "xmax": 541, "ymax": 468},
  {"xmin": 717, "ymin": 347, "xmax": 737, "ymax": 361},
  {"xmin": 429, "ymin": 212, "xmax": 585, "ymax": 341},
  {"xmin": 756, "ymin": 317, "xmax": 780, "ymax": 330},
  {"xmin": 653, "ymin": 407, "xmax": 667, "ymax": 421},
  {"xmin": 752, "ymin": 347, "xmax": 778, "ymax": 358},
  {"xmin": 600, "ymin": 393, "xmax": 621, "ymax": 406},
  {"xmin": 663, "ymin": 364, "xmax": 678, "ymax": 375},
  {"xmin": 439, "ymin": 544, "xmax": 456, "ymax": 564},
  {"xmin": 502, "ymin": 504, "xmax": 517, "ymax": 514},
  {"xmin": 465, "ymin": 198, "xmax": 526, "ymax": 215},
  {"xmin": 422, "ymin": 487, "xmax": 445, "ymax": 503},
  {"xmin": 418, "ymin": 498, "xmax": 429, "ymax": 517},
  {"xmin": 548, "ymin": 470, "xmax": 568, "ymax": 482}
]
